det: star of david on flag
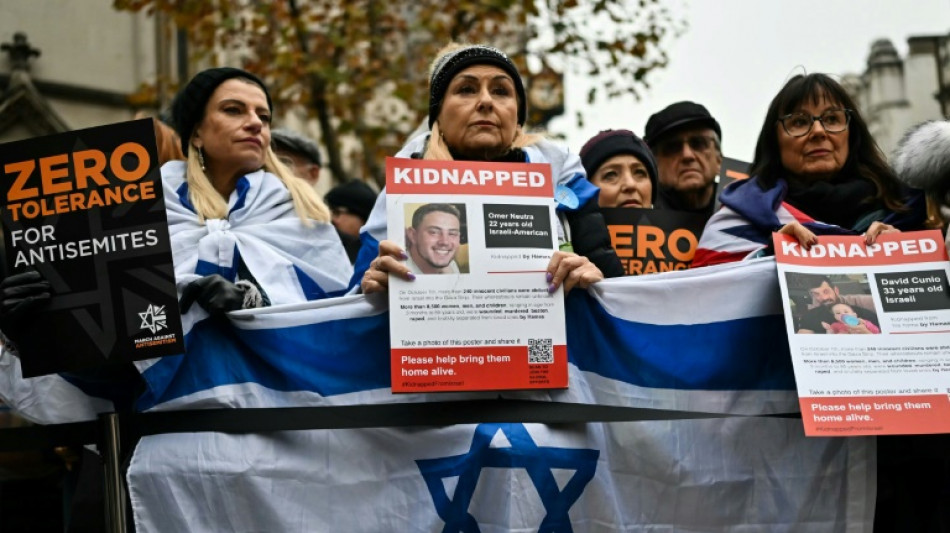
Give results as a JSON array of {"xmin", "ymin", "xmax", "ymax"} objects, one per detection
[{"xmin": 417, "ymin": 423, "xmax": 598, "ymax": 532}]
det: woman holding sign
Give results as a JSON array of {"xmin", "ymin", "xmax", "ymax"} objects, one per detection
[
  {"xmin": 693, "ymin": 73, "xmax": 926, "ymax": 267},
  {"xmin": 165, "ymin": 67, "xmax": 351, "ymax": 313},
  {"xmin": 359, "ymin": 43, "xmax": 621, "ymax": 293},
  {"xmin": 693, "ymin": 73, "xmax": 939, "ymax": 532}
]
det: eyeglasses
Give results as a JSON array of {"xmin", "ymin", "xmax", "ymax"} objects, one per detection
[
  {"xmin": 778, "ymin": 109, "xmax": 851, "ymax": 137},
  {"xmin": 655, "ymin": 135, "xmax": 717, "ymax": 157}
]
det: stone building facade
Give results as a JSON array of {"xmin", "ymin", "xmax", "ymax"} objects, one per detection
[
  {"xmin": 843, "ymin": 35, "xmax": 949, "ymax": 156},
  {"xmin": 0, "ymin": 2, "xmax": 171, "ymax": 144}
]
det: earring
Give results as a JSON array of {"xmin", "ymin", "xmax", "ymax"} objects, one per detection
[{"xmin": 196, "ymin": 147, "xmax": 206, "ymax": 171}]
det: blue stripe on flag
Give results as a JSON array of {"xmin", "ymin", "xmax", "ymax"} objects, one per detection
[
  {"xmin": 137, "ymin": 282, "xmax": 795, "ymax": 411},
  {"xmin": 137, "ymin": 312, "xmax": 391, "ymax": 411},
  {"xmin": 229, "ymin": 176, "xmax": 250, "ymax": 215},
  {"xmin": 195, "ymin": 245, "xmax": 239, "ymax": 281},
  {"xmin": 564, "ymin": 291, "xmax": 796, "ymax": 391}
]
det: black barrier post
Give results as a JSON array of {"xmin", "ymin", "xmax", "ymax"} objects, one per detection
[{"xmin": 100, "ymin": 413, "xmax": 128, "ymax": 533}]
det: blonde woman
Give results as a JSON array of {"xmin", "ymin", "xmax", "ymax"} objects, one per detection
[{"xmin": 167, "ymin": 67, "xmax": 351, "ymax": 315}]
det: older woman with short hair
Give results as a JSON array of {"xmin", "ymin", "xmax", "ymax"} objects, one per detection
[
  {"xmin": 359, "ymin": 43, "xmax": 622, "ymax": 293},
  {"xmin": 693, "ymin": 73, "xmax": 925, "ymax": 267}
]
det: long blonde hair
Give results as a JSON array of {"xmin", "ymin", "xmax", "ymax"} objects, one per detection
[{"xmin": 184, "ymin": 146, "xmax": 331, "ymax": 224}]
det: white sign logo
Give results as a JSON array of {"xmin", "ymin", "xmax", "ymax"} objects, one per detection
[{"xmin": 138, "ymin": 304, "xmax": 167, "ymax": 334}]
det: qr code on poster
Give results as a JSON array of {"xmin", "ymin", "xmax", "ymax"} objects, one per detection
[{"xmin": 528, "ymin": 338, "xmax": 553, "ymax": 364}]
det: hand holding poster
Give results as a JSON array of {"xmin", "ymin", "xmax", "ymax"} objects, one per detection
[
  {"xmin": 774, "ymin": 230, "xmax": 950, "ymax": 436},
  {"xmin": 0, "ymin": 119, "xmax": 183, "ymax": 377},
  {"xmin": 386, "ymin": 157, "xmax": 567, "ymax": 393}
]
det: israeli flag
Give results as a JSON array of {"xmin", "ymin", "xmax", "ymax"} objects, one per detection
[{"xmin": 1, "ymin": 259, "xmax": 875, "ymax": 531}]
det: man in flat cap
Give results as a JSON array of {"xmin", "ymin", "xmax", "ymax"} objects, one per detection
[
  {"xmin": 271, "ymin": 128, "xmax": 322, "ymax": 187},
  {"xmin": 644, "ymin": 101, "xmax": 723, "ymax": 224},
  {"xmin": 271, "ymin": 128, "xmax": 371, "ymax": 263}
]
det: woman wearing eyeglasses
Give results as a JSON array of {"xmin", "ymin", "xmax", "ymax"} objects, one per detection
[{"xmin": 693, "ymin": 73, "xmax": 925, "ymax": 267}]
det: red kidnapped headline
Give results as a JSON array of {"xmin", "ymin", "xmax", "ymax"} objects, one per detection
[
  {"xmin": 386, "ymin": 157, "xmax": 551, "ymax": 197},
  {"xmin": 774, "ymin": 230, "xmax": 948, "ymax": 266}
]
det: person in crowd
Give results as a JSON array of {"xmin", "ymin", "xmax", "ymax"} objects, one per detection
[
  {"xmin": 134, "ymin": 110, "xmax": 185, "ymax": 164},
  {"xmin": 892, "ymin": 119, "xmax": 950, "ymax": 250},
  {"xmin": 828, "ymin": 302, "xmax": 880, "ymax": 334},
  {"xmin": 325, "ymin": 179, "xmax": 378, "ymax": 238},
  {"xmin": 154, "ymin": 117, "xmax": 185, "ymax": 164},
  {"xmin": 405, "ymin": 203, "xmax": 463, "ymax": 274},
  {"xmin": 323, "ymin": 179, "xmax": 377, "ymax": 264},
  {"xmin": 271, "ymin": 127, "xmax": 322, "ymax": 187},
  {"xmin": 0, "ymin": 67, "xmax": 353, "ymax": 351},
  {"xmin": 693, "ymin": 73, "xmax": 926, "ymax": 267},
  {"xmin": 270, "ymin": 127, "xmax": 373, "ymax": 263},
  {"xmin": 359, "ymin": 43, "xmax": 622, "ymax": 294},
  {"xmin": 167, "ymin": 67, "xmax": 351, "ymax": 312},
  {"xmin": 643, "ymin": 101, "xmax": 722, "ymax": 221},
  {"xmin": 579, "ymin": 129, "xmax": 657, "ymax": 209},
  {"xmin": 790, "ymin": 274, "xmax": 878, "ymax": 334}
]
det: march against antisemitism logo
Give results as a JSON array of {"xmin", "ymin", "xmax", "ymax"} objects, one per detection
[
  {"xmin": 133, "ymin": 303, "xmax": 178, "ymax": 349},
  {"xmin": 138, "ymin": 303, "xmax": 167, "ymax": 334},
  {"xmin": 417, "ymin": 423, "xmax": 598, "ymax": 532}
]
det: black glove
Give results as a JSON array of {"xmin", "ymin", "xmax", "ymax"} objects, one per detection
[
  {"xmin": 0, "ymin": 270, "xmax": 51, "ymax": 345},
  {"xmin": 179, "ymin": 274, "xmax": 247, "ymax": 316}
]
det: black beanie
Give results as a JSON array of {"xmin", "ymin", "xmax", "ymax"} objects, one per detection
[
  {"xmin": 325, "ymin": 180, "xmax": 378, "ymax": 222},
  {"xmin": 171, "ymin": 67, "xmax": 273, "ymax": 155},
  {"xmin": 428, "ymin": 45, "xmax": 526, "ymax": 129},
  {"xmin": 579, "ymin": 129, "xmax": 659, "ymax": 205}
]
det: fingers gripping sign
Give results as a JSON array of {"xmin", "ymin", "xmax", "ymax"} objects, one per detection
[
  {"xmin": 546, "ymin": 251, "xmax": 604, "ymax": 294},
  {"xmin": 863, "ymin": 221, "xmax": 899, "ymax": 245},
  {"xmin": 778, "ymin": 222, "xmax": 818, "ymax": 250},
  {"xmin": 361, "ymin": 240, "xmax": 415, "ymax": 295}
]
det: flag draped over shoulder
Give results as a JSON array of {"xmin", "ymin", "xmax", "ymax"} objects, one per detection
[{"xmin": 0, "ymin": 259, "xmax": 875, "ymax": 531}]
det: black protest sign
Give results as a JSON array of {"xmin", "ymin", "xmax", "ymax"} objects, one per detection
[
  {"xmin": 715, "ymin": 156, "xmax": 750, "ymax": 211},
  {"xmin": 602, "ymin": 208, "xmax": 707, "ymax": 276},
  {"xmin": 0, "ymin": 119, "xmax": 183, "ymax": 377}
]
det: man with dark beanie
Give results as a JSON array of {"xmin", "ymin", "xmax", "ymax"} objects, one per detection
[
  {"xmin": 580, "ymin": 129, "xmax": 658, "ymax": 209},
  {"xmin": 644, "ymin": 101, "xmax": 723, "ymax": 223},
  {"xmin": 324, "ymin": 179, "xmax": 377, "ymax": 264},
  {"xmin": 325, "ymin": 180, "xmax": 377, "ymax": 238}
]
